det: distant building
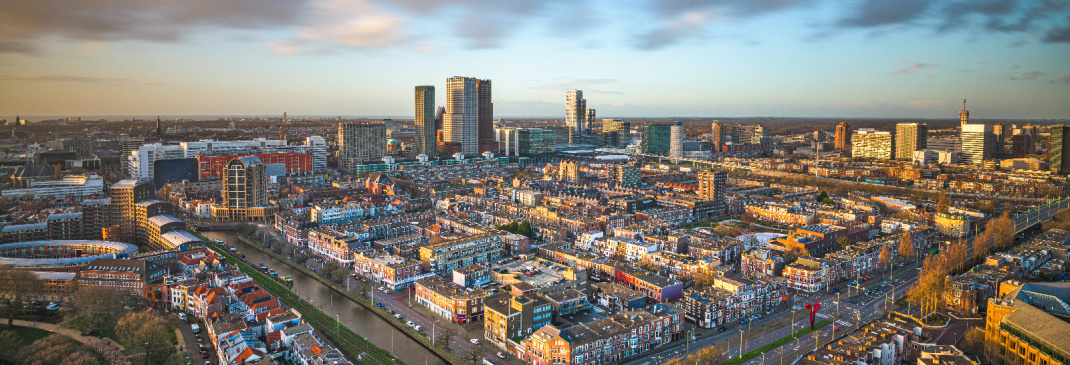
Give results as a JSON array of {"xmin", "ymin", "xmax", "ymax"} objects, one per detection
[
  {"xmin": 1050, "ymin": 125, "xmax": 1070, "ymax": 174},
  {"xmin": 444, "ymin": 76, "xmax": 482, "ymax": 156},
  {"xmin": 414, "ymin": 85, "xmax": 437, "ymax": 158},
  {"xmin": 210, "ymin": 156, "xmax": 277, "ymax": 221},
  {"xmin": 495, "ymin": 127, "xmax": 555, "ymax": 156},
  {"xmin": 566, "ymin": 90, "xmax": 586, "ymax": 143},
  {"xmin": 697, "ymin": 170, "xmax": 726, "ymax": 209},
  {"xmin": 734, "ymin": 124, "xmax": 764, "ymax": 144},
  {"xmin": 961, "ymin": 124, "xmax": 996, "ymax": 166},
  {"xmin": 835, "ymin": 121, "xmax": 851, "ymax": 151},
  {"xmin": 711, "ymin": 120, "xmax": 727, "ymax": 153},
  {"xmin": 152, "ymin": 158, "xmax": 198, "ymax": 189},
  {"xmin": 641, "ymin": 124, "xmax": 671, "ymax": 154},
  {"xmin": 669, "ymin": 123, "xmax": 684, "ymax": 159},
  {"xmin": 338, "ymin": 120, "xmax": 386, "ymax": 173},
  {"xmin": 852, "ymin": 129, "xmax": 894, "ymax": 160},
  {"xmin": 895, "ymin": 123, "xmax": 927, "ymax": 160}
]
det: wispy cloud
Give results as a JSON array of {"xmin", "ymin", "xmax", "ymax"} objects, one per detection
[
  {"xmin": 1053, "ymin": 75, "xmax": 1070, "ymax": 84},
  {"xmin": 1012, "ymin": 71, "xmax": 1044, "ymax": 80},
  {"xmin": 0, "ymin": 74, "xmax": 161, "ymax": 85},
  {"xmin": 891, "ymin": 62, "xmax": 939, "ymax": 75}
]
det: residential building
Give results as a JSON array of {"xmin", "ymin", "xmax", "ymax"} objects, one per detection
[
  {"xmin": 895, "ymin": 123, "xmax": 928, "ymax": 160},
  {"xmin": 338, "ymin": 120, "xmax": 387, "ymax": 173},
  {"xmin": 418, "ymin": 232, "xmax": 504, "ymax": 274},
  {"xmin": 934, "ymin": 212, "xmax": 970, "ymax": 237},
  {"xmin": 210, "ymin": 156, "xmax": 277, "ymax": 221},
  {"xmin": 835, "ymin": 121, "xmax": 851, "ymax": 151},
  {"xmin": 697, "ymin": 170, "xmax": 727, "ymax": 207},
  {"xmin": 110, "ymin": 179, "xmax": 155, "ymax": 244},
  {"xmin": 415, "ymin": 275, "xmax": 490, "ymax": 324},
  {"xmin": 1051, "ymin": 125, "xmax": 1070, "ymax": 174},
  {"xmin": 353, "ymin": 250, "xmax": 427, "ymax": 290},
  {"xmin": 477, "ymin": 79, "xmax": 498, "ymax": 154},
  {"xmin": 484, "ymin": 293, "xmax": 553, "ymax": 350},
  {"xmin": 711, "ymin": 121, "xmax": 727, "ymax": 153},
  {"xmin": 853, "ymin": 129, "xmax": 894, "ymax": 160},
  {"xmin": 669, "ymin": 123, "xmax": 684, "ymax": 159},
  {"xmin": 517, "ymin": 306, "xmax": 683, "ymax": 365},
  {"xmin": 566, "ymin": 90, "xmax": 586, "ymax": 143}
]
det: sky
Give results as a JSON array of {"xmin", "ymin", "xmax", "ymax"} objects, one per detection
[{"xmin": 1, "ymin": 0, "xmax": 1069, "ymax": 120}]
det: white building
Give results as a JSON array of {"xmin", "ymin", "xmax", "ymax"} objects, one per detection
[
  {"xmin": 852, "ymin": 129, "xmax": 893, "ymax": 160},
  {"xmin": 128, "ymin": 143, "xmax": 185, "ymax": 180},
  {"xmin": 445, "ymin": 76, "xmax": 479, "ymax": 156},
  {"xmin": 669, "ymin": 123, "xmax": 684, "ymax": 159},
  {"xmin": 180, "ymin": 138, "xmax": 285, "ymax": 157},
  {"xmin": 961, "ymin": 124, "xmax": 996, "ymax": 166},
  {"xmin": 1, "ymin": 174, "xmax": 104, "ymax": 199},
  {"xmin": 304, "ymin": 136, "xmax": 327, "ymax": 173}
]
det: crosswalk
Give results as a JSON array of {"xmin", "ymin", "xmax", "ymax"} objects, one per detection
[{"xmin": 835, "ymin": 319, "xmax": 851, "ymax": 327}]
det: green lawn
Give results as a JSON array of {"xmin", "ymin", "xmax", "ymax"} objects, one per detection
[{"xmin": 2, "ymin": 326, "xmax": 52, "ymax": 346}]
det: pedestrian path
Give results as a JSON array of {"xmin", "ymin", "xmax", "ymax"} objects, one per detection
[{"xmin": 10, "ymin": 319, "xmax": 126, "ymax": 351}]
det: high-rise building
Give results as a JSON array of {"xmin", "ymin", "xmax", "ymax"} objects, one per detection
[
  {"xmin": 602, "ymin": 119, "xmax": 627, "ymax": 133},
  {"xmin": 992, "ymin": 123, "xmax": 1005, "ymax": 154},
  {"xmin": 338, "ymin": 121, "xmax": 386, "ymax": 173},
  {"xmin": 495, "ymin": 128, "xmax": 556, "ymax": 156},
  {"xmin": 927, "ymin": 137, "xmax": 961, "ymax": 152},
  {"xmin": 445, "ymin": 76, "xmax": 479, "ymax": 156},
  {"xmin": 1050, "ymin": 125, "xmax": 1070, "ymax": 174},
  {"xmin": 477, "ymin": 79, "xmax": 498, "ymax": 154},
  {"xmin": 304, "ymin": 136, "xmax": 327, "ymax": 173},
  {"xmin": 961, "ymin": 124, "xmax": 996, "ymax": 166},
  {"xmin": 895, "ymin": 123, "xmax": 928, "ymax": 160},
  {"xmin": 110, "ymin": 179, "xmax": 155, "ymax": 244},
  {"xmin": 960, "ymin": 94, "xmax": 969, "ymax": 127},
  {"xmin": 585, "ymin": 109, "xmax": 596, "ymax": 133},
  {"xmin": 669, "ymin": 123, "xmax": 685, "ymax": 159},
  {"xmin": 834, "ymin": 121, "xmax": 851, "ymax": 151},
  {"xmin": 120, "ymin": 137, "xmax": 145, "ymax": 174},
  {"xmin": 698, "ymin": 170, "xmax": 727, "ymax": 208},
  {"xmin": 640, "ymin": 124, "xmax": 671, "ymax": 154},
  {"xmin": 1011, "ymin": 134, "xmax": 1034, "ymax": 157},
  {"xmin": 615, "ymin": 164, "xmax": 640, "ymax": 187},
  {"xmin": 852, "ymin": 129, "xmax": 894, "ymax": 160},
  {"xmin": 211, "ymin": 156, "xmax": 276, "ymax": 221},
  {"xmin": 711, "ymin": 121, "xmax": 726, "ymax": 153},
  {"xmin": 733, "ymin": 124, "xmax": 764, "ymax": 144},
  {"xmin": 566, "ymin": 90, "xmax": 586, "ymax": 143},
  {"xmin": 414, "ymin": 85, "xmax": 436, "ymax": 158}
]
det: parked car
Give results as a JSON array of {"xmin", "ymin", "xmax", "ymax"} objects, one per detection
[
  {"xmin": 470, "ymin": 339, "xmax": 480, "ymax": 344},
  {"xmin": 414, "ymin": 325, "xmax": 421, "ymax": 332},
  {"xmin": 497, "ymin": 352, "xmax": 507, "ymax": 359},
  {"xmin": 394, "ymin": 313, "xmax": 402, "ymax": 319},
  {"xmin": 376, "ymin": 302, "xmax": 383, "ymax": 307},
  {"xmin": 740, "ymin": 319, "xmax": 749, "ymax": 324}
]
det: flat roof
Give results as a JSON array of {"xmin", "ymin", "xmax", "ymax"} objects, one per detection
[{"xmin": 0, "ymin": 240, "xmax": 139, "ymax": 267}]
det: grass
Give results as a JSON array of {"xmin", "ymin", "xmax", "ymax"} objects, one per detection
[
  {"xmin": 723, "ymin": 319, "xmax": 831, "ymax": 365},
  {"xmin": 199, "ymin": 234, "xmax": 402, "ymax": 365},
  {"xmin": 2, "ymin": 326, "xmax": 52, "ymax": 346}
]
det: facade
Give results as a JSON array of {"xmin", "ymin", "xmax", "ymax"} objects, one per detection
[
  {"xmin": 669, "ymin": 123, "xmax": 684, "ymax": 159},
  {"xmin": 835, "ymin": 121, "xmax": 851, "ymax": 151},
  {"xmin": 640, "ymin": 124, "xmax": 671, "ymax": 154},
  {"xmin": 566, "ymin": 90, "xmax": 586, "ymax": 142},
  {"xmin": 418, "ymin": 232, "xmax": 504, "ymax": 274},
  {"xmin": 415, "ymin": 85, "xmax": 436, "ymax": 158},
  {"xmin": 153, "ymin": 158, "xmax": 198, "ymax": 189},
  {"xmin": 110, "ymin": 179, "xmax": 155, "ymax": 245},
  {"xmin": 196, "ymin": 149, "xmax": 312, "ymax": 180},
  {"xmin": 711, "ymin": 121, "xmax": 726, "ymax": 153},
  {"xmin": 303, "ymin": 136, "xmax": 328, "ymax": 173},
  {"xmin": 1, "ymin": 174, "xmax": 105, "ymax": 200},
  {"xmin": 484, "ymin": 293, "xmax": 553, "ymax": 350},
  {"xmin": 1051, "ymin": 125, "xmax": 1070, "ymax": 175},
  {"xmin": 697, "ymin": 170, "xmax": 727, "ymax": 208},
  {"xmin": 895, "ymin": 123, "xmax": 928, "ymax": 160},
  {"xmin": 734, "ymin": 124, "xmax": 764, "ymax": 144},
  {"xmin": 415, "ymin": 276, "xmax": 490, "ymax": 323},
  {"xmin": 853, "ymin": 129, "xmax": 894, "ymax": 160},
  {"xmin": 445, "ymin": 76, "xmax": 480, "ymax": 156},
  {"xmin": 517, "ymin": 307, "xmax": 684, "ymax": 365},
  {"xmin": 496, "ymin": 128, "xmax": 556, "ymax": 156},
  {"xmin": 985, "ymin": 282, "xmax": 1070, "ymax": 365},
  {"xmin": 211, "ymin": 156, "xmax": 277, "ymax": 221},
  {"xmin": 353, "ymin": 251, "xmax": 427, "ymax": 290},
  {"xmin": 477, "ymin": 79, "xmax": 498, "ymax": 154},
  {"xmin": 338, "ymin": 121, "xmax": 387, "ymax": 173},
  {"xmin": 615, "ymin": 164, "xmax": 640, "ymax": 187},
  {"xmin": 961, "ymin": 123, "xmax": 996, "ymax": 166},
  {"xmin": 75, "ymin": 258, "xmax": 165, "ymax": 302}
]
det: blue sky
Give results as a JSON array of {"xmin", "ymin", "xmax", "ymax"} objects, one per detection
[{"xmin": 0, "ymin": 0, "xmax": 1068, "ymax": 119}]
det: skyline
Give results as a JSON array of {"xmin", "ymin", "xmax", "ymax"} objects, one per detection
[{"xmin": 1, "ymin": 0, "xmax": 1069, "ymax": 119}]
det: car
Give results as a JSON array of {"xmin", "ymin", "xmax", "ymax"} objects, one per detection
[
  {"xmin": 765, "ymin": 309, "xmax": 774, "ymax": 315},
  {"xmin": 395, "ymin": 313, "xmax": 402, "ymax": 319},
  {"xmin": 470, "ymin": 339, "xmax": 480, "ymax": 344},
  {"xmin": 831, "ymin": 287, "xmax": 840, "ymax": 293},
  {"xmin": 200, "ymin": 352, "xmax": 208, "ymax": 359},
  {"xmin": 740, "ymin": 319, "xmax": 749, "ymax": 324},
  {"xmin": 718, "ymin": 327, "xmax": 726, "ymax": 333},
  {"xmin": 414, "ymin": 325, "xmax": 421, "ymax": 331},
  {"xmin": 407, "ymin": 321, "xmax": 414, "ymax": 327},
  {"xmin": 45, "ymin": 303, "xmax": 59, "ymax": 311},
  {"xmin": 376, "ymin": 302, "xmax": 383, "ymax": 307},
  {"xmin": 197, "ymin": 337, "xmax": 203, "ymax": 343},
  {"xmin": 387, "ymin": 309, "xmax": 394, "ymax": 314},
  {"xmin": 497, "ymin": 352, "xmax": 507, "ymax": 359}
]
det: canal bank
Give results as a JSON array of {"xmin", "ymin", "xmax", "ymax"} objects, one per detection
[{"xmin": 200, "ymin": 230, "xmax": 456, "ymax": 365}]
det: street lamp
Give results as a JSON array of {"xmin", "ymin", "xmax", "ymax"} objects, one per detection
[{"xmin": 738, "ymin": 329, "xmax": 745, "ymax": 358}]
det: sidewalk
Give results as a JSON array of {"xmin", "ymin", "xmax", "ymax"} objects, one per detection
[{"xmin": 11, "ymin": 319, "xmax": 126, "ymax": 351}]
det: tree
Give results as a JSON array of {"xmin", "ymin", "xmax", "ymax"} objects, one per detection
[
  {"xmin": 0, "ymin": 269, "xmax": 41, "ymax": 328},
  {"xmin": 86, "ymin": 338, "xmax": 131, "ymax": 365},
  {"xmin": 436, "ymin": 327, "xmax": 458, "ymax": 350},
  {"xmin": 517, "ymin": 221, "xmax": 534, "ymax": 238},
  {"xmin": 959, "ymin": 327, "xmax": 986, "ymax": 357},
  {"xmin": 936, "ymin": 191, "xmax": 949, "ymax": 213},
  {"xmin": 783, "ymin": 234, "xmax": 809, "ymax": 263},
  {"xmin": 879, "ymin": 244, "xmax": 891, "ymax": 275},
  {"xmin": 19, "ymin": 334, "xmax": 102, "ymax": 365},
  {"xmin": 116, "ymin": 311, "xmax": 175, "ymax": 364},
  {"xmin": 54, "ymin": 163, "xmax": 63, "ymax": 179},
  {"xmin": 663, "ymin": 344, "xmax": 727, "ymax": 365},
  {"xmin": 972, "ymin": 230, "xmax": 991, "ymax": 262},
  {"xmin": 461, "ymin": 346, "xmax": 485, "ymax": 365},
  {"xmin": 67, "ymin": 286, "xmax": 141, "ymax": 335},
  {"xmin": 988, "ymin": 212, "xmax": 1015, "ymax": 250},
  {"xmin": 816, "ymin": 191, "xmax": 829, "ymax": 203},
  {"xmin": 506, "ymin": 221, "xmax": 519, "ymax": 233},
  {"xmin": 897, "ymin": 232, "xmax": 915, "ymax": 263},
  {"xmin": 836, "ymin": 237, "xmax": 850, "ymax": 250}
]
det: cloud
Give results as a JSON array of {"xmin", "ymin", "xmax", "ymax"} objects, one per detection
[
  {"xmin": 528, "ymin": 78, "xmax": 620, "ymax": 93},
  {"xmin": 0, "ymin": 74, "xmax": 161, "ymax": 85},
  {"xmin": 1053, "ymin": 75, "xmax": 1070, "ymax": 84},
  {"xmin": 907, "ymin": 99, "xmax": 949, "ymax": 108},
  {"xmin": 276, "ymin": 0, "xmax": 406, "ymax": 53},
  {"xmin": 839, "ymin": 0, "xmax": 932, "ymax": 27},
  {"xmin": 1012, "ymin": 71, "xmax": 1044, "ymax": 80},
  {"xmin": 1044, "ymin": 16, "xmax": 1070, "ymax": 42},
  {"xmin": 80, "ymin": 41, "xmax": 108, "ymax": 52},
  {"xmin": 381, "ymin": 0, "xmax": 578, "ymax": 49},
  {"xmin": 891, "ymin": 62, "xmax": 939, "ymax": 75},
  {"xmin": 636, "ymin": 0, "xmax": 803, "ymax": 49},
  {"xmin": 837, "ymin": 0, "xmax": 1070, "ymax": 43},
  {"xmin": 0, "ymin": 0, "xmax": 311, "ymax": 53}
]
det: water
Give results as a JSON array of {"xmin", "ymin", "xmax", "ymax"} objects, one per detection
[{"xmin": 200, "ymin": 231, "xmax": 446, "ymax": 365}]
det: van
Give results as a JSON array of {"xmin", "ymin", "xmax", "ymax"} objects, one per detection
[{"xmin": 191, "ymin": 324, "xmax": 200, "ymax": 334}]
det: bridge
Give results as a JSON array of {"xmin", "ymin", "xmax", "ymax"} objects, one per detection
[{"xmin": 1014, "ymin": 198, "xmax": 1070, "ymax": 234}]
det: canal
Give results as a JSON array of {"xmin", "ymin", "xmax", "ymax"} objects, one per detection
[{"xmin": 200, "ymin": 231, "xmax": 446, "ymax": 365}]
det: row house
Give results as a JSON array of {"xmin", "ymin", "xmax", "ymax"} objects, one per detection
[
  {"xmin": 353, "ymin": 250, "xmax": 431, "ymax": 290},
  {"xmin": 307, "ymin": 228, "xmax": 363, "ymax": 265},
  {"xmin": 682, "ymin": 275, "xmax": 788, "ymax": 328},
  {"xmin": 617, "ymin": 272, "xmax": 684, "ymax": 302},
  {"xmin": 746, "ymin": 203, "xmax": 815, "ymax": 227},
  {"xmin": 685, "ymin": 231, "xmax": 741, "ymax": 265},
  {"xmin": 783, "ymin": 257, "xmax": 829, "ymax": 292},
  {"xmin": 418, "ymin": 232, "xmax": 505, "ymax": 274},
  {"xmin": 944, "ymin": 265, "xmax": 1012, "ymax": 314},
  {"xmin": 643, "ymin": 232, "xmax": 690, "ymax": 254},
  {"xmin": 483, "ymin": 292, "xmax": 554, "ymax": 351},
  {"xmin": 740, "ymin": 248, "xmax": 784, "ymax": 278},
  {"xmin": 635, "ymin": 207, "xmax": 693, "ymax": 225},
  {"xmin": 644, "ymin": 251, "xmax": 714, "ymax": 281},
  {"xmin": 415, "ymin": 276, "xmax": 491, "ymax": 324},
  {"xmin": 591, "ymin": 282, "xmax": 647, "ymax": 312},
  {"xmin": 517, "ymin": 305, "xmax": 684, "ymax": 365}
]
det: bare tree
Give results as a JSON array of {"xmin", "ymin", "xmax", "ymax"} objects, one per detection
[
  {"xmin": 436, "ymin": 327, "xmax": 458, "ymax": 350},
  {"xmin": 663, "ymin": 344, "xmax": 727, "ymax": 365},
  {"xmin": 0, "ymin": 269, "xmax": 41, "ymax": 328},
  {"xmin": 897, "ymin": 231, "xmax": 915, "ymax": 263},
  {"xmin": 461, "ymin": 346, "xmax": 485, "ymax": 365}
]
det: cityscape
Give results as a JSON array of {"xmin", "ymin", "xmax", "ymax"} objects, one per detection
[{"xmin": 2, "ymin": 2, "xmax": 1070, "ymax": 365}]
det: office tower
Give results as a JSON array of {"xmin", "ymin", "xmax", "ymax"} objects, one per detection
[
  {"xmin": 435, "ymin": 106, "xmax": 445, "ymax": 131},
  {"xmin": 640, "ymin": 124, "xmax": 671, "ymax": 154},
  {"xmin": 585, "ymin": 109, "xmax": 596, "ymax": 133},
  {"xmin": 213, "ymin": 156, "xmax": 272, "ymax": 221},
  {"xmin": 961, "ymin": 124, "xmax": 995, "ymax": 166},
  {"xmin": 304, "ymin": 136, "xmax": 327, "ymax": 173},
  {"xmin": 927, "ymin": 137, "xmax": 961, "ymax": 152},
  {"xmin": 566, "ymin": 90, "xmax": 586, "ymax": 143},
  {"xmin": 1011, "ymin": 134, "xmax": 1033, "ymax": 157},
  {"xmin": 734, "ymin": 124, "xmax": 764, "ymax": 144},
  {"xmin": 110, "ymin": 179, "xmax": 155, "ymax": 244},
  {"xmin": 711, "ymin": 121, "xmax": 726, "ymax": 153},
  {"xmin": 992, "ymin": 123, "xmax": 1005, "ymax": 153},
  {"xmin": 698, "ymin": 170, "xmax": 727, "ymax": 207},
  {"xmin": 895, "ymin": 123, "xmax": 928, "ymax": 160},
  {"xmin": 852, "ymin": 129, "xmax": 894, "ymax": 159},
  {"xmin": 495, "ymin": 128, "xmax": 555, "ymax": 156},
  {"xmin": 602, "ymin": 119, "xmax": 627, "ymax": 133},
  {"xmin": 445, "ymin": 76, "xmax": 479, "ymax": 156},
  {"xmin": 62, "ymin": 139, "xmax": 94, "ymax": 159},
  {"xmin": 120, "ymin": 137, "xmax": 145, "ymax": 174},
  {"xmin": 960, "ymin": 94, "xmax": 969, "ymax": 127},
  {"xmin": 415, "ymin": 85, "xmax": 436, "ymax": 158},
  {"xmin": 835, "ymin": 121, "xmax": 851, "ymax": 151},
  {"xmin": 669, "ymin": 123, "xmax": 685, "ymax": 158},
  {"xmin": 1050, "ymin": 125, "xmax": 1070, "ymax": 174},
  {"xmin": 156, "ymin": 116, "xmax": 162, "ymax": 136},
  {"xmin": 476, "ymin": 79, "xmax": 498, "ymax": 154},
  {"xmin": 338, "ymin": 120, "xmax": 386, "ymax": 173}
]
